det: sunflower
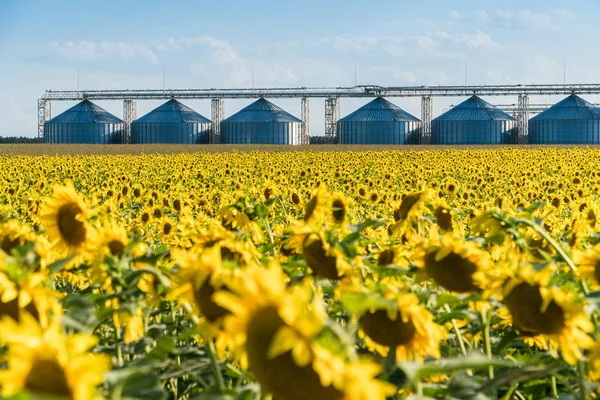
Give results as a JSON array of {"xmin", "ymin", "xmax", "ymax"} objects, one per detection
[
  {"xmin": 0, "ymin": 315, "xmax": 110, "ymax": 400},
  {"xmin": 0, "ymin": 254, "xmax": 59, "ymax": 328},
  {"xmin": 587, "ymin": 339, "xmax": 600, "ymax": 382},
  {"xmin": 330, "ymin": 192, "xmax": 349, "ymax": 225},
  {"xmin": 39, "ymin": 183, "xmax": 94, "ymax": 254},
  {"xmin": 355, "ymin": 288, "xmax": 444, "ymax": 361},
  {"xmin": 302, "ymin": 232, "xmax": 351, "ymax": 280},
  {"xmin": 170, "ymin": 243, "xmax": 238, "ymax": 324},
  {"xmin": 303, "ymin": 186, "xmax": 329, "ymax": 225},
  {"xmin": 414, "ymin": 235, "xmax": 492, "ymax": 293},
  {"xmin": 97, "ymin": 220, "xmax": 128, "ymax": 259},
  {"xmin": 574, "ymin": 245, "xmax": 600, "ymax": 289},
  {"xmin": 214, "ymin": 265, "xmax": 395, "ymax": 400},
  {"xmin": 389, "ymin": 191, "xmax": 430, "ymax": 236},
  {"xmin": 501, "ymin": 265, "xmax": 593, "ymax": 365}
]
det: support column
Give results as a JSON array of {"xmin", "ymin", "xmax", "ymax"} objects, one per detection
[
  {"xmin": 325, "ymin": 97, "xmax": 340, "ymax": 144},
  {"xmin": 123, "ymin": 99, "xmax": 137, "ymax": 144},
  {"xmin": 421, "ymin": 96, "xmax": 432, "ymax": 144},
  {"xmin": 517, "ymin": 94, "xmax": 529, "ymax": 144},
  {"xmin": 301, "ymin": 97, "xmax": 310, "ymax": 144},
  {"xmin": 211, "ymin": 98, "xmax": 224, "ymax": 144},
  {"xmin": 37, "ymin": 99, "xmax": 51, "ymax": 140}
]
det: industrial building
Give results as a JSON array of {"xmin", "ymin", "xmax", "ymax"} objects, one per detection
[
  {"xmin": 131, "ymin": 99, "xmax": 211, "ymax": 144},
  {"xmin": 220, "ymin": 98, "xmax": 302, "ymax": 144},
  {"xmin": 528, "ymin": 94, "xmax": 600, "ymax": 144},
  {"xmin": 431, "ymin": 95, "xmax": 517, "ymax": 144},
  {"xmin": 336, "ymin": 97, "xmax": 421, "ymax": 144},
  {"xmin": 44, "ymin": 99, "xmax": 123, "ymax": 144}
]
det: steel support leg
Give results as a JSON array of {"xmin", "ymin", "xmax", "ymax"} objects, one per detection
[
  {"xmin": 517, "ymin": 94, "xmax": 529, "ymax": 144},
  {"xmin": 421, "ymin": 96, "xmax": 432, "ymax": 144},
  {"xmin": 211, "ymin": 98, "xmax": 224, "ymax": 144},
  {"xmin": 123, "ymin": 99, "xmax": 137, "ymax": 144},
  {"xmin": 325, "ymin": 97, "xmax": 340, "ymax": 144},
  {"xmin": 301, "ymin": 97, "xmax": 310, "ymax": 144},
  {"xmin": 37, "ymin": 99, "xmax": 50, "ymax": 140}
]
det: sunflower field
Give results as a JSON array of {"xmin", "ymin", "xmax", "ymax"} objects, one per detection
[{"xmin": 4, "ymin": 147, "xmax": 600, "ymax": 399}]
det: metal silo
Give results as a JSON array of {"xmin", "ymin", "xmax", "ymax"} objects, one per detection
[
  {"xmin": 220, "ymin": 98, "xmax": 302, "ymax": 144},
  {"xmin": 337, "ymin": 97, "xmax": 421, "ymax": 144},
  {"xmin": 131, "ymin": 99, "xmax": 211, "ymax": 144},
  {"xmin": 431, "ymin": 95, "xmax": 517, "ymax": 145},
  {"xmin": 44, "ymin": 99, "xmax": 123, "ymax": 144},
  {"xmin": 528, "ymin": 94, "xmax": 600, "ymax": 144}
]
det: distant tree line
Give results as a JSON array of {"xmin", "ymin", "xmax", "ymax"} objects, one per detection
[{"xmin": 0, "ymin": 136, "xmax": 44, "ymax": 144}]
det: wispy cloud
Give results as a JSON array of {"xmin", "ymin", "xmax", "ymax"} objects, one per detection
[
  {"xmin": 451, "ymin": 9, "xmax": 575, "ymax": 30},
  {"xmin": 160, "ymin": 36, "xmax": 298, "ymax": 86},
  {"xmin": 49, "ymin": 40, "xmax": 159, "ymax": 64}
]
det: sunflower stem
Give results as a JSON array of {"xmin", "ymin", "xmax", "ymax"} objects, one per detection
[
  {"xmin": 114, "ymin": 322, "xmax": 123, "ymax": 367},
  {"xmin": 384, "ymin": 346, "xmax": 397, "ymax": 378},
  {"xmin": 481, "ymin": 310, "xmax": 494, "ymax": 379},
  {"xmin": 578, "ymin": 360, "xmax": 588, "ymax": 400},
  {"xmin": 208, "ymin": 340, "xmax": 226, "ymax": 392},
  {"xmin": 444, "ymin": 304, "xmax": 468, "ymax": 357},
  {"xmin": 513, "ymin": 218, "xmax": 589, "ymax": 295},
  {"xmin": 263, "ymin": 216, "xmax": 278, "ymax": 257},
  {"xmin": 500, "ymin": 384, "xmax": 518, "ymax": 400},
  {"xmin": 551, "ymin": 374, "xmax": 558, "ymax": 398}
]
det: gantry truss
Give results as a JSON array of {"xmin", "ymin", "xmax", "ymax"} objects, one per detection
[
  {"xmin": 40, "ymin": 84, "xmax": 600, "ymax": 100},
  {"xmin": 301, "ymin": 97, "xmax": 310, "ymax": 144},
  {"xmin": 38, "ymin": 83, "xmax": 600, "ymax": 140}
]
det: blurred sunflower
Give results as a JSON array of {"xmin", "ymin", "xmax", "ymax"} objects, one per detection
[
  {"xmin": 39, "ymin": 183, "xmax": 94, "ymax": 254},
  {"xmin": 501, "ymin": 266, "xmax": 593, "ymax": 365},
  {"xmin": 0, "ymin": 315, "xmax": 110, "ymax": 400},
  {"xmin": 355, "ymin": 288, "xmax": 444, "ymax": 361},
  {"xmin": 214, "ymin": 265, "xmax": 394, "ymax": 400},
  {"xmin": 414, "ymin": 235, "xmax": 492, "ymax": 293}
]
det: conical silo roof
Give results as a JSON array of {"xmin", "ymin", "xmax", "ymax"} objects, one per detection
[
  {"xmin": 531, "ymin": 94, "xmax": 600, "ymax": 120},
  {"xmin": 47, "ymin": 99, "xmax": 123, "ymax": 124},
  {"xmin": 434, "ymin": 95, "xmax": 515, "ymax": 121},
  {"xmin": 339, "ymin": 97, "xmax": 420, "ymax": 122},
  {"xmin": 134, "ymin": 99, "xmax": 211, "ymax": 123},
  {"xmin": 223, "ymin": 98, "xmax": 301, "ymax": 123}
]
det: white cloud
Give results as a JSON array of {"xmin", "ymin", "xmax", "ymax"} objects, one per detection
[
  {"xmin": 49, "ymin": 40, "xmax": 159, "ymax": 64},
  {"xmin": 453, "ymin": 9, "xmax": 575, "ymax": 30},
  {"xmin": 161, "ymin": 36, "xmax": 298, "ymax": 86}
]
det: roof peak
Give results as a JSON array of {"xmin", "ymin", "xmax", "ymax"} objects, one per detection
[
  {"xmin": 222, "ymin": 98, "xmax": 301, "ymax": 123},
  {"xmin": 338, "ymin": 97, "xmax": 420, "ymax": 122},
  {"xmin": 434, "ymin": 95, "xmax": 515, "ymax": 121}
]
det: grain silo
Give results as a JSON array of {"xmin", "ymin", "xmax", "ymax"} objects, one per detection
[
  {"xmin": 431, "ymin": 95, "xmax": 516, "ymax": 145},
  {"xmin": 336, "ymin": 97, "xmax": 421, "ymax": 144},
  {"xmin": 44, "ymin": 99, "xmax": 123, "ymax": 144},
  {"xmin": 528, "ymin": 94, "xmax": 600, "ymax": 144},
  {"xmin": 220, "ymin": 98, "xmax": 302, "ymax": 144},
  {"xmin": 131, "ymin": 99, "xmax": 211, "ymax": 144}
]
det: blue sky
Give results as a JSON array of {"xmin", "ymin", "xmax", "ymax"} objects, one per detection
[{"xmin": 1, "ymin": 0, "xmax": 599, "ymax": 136}]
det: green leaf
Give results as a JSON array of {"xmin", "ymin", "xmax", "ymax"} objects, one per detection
[
  {"xmin": 399, "ymin": 353, "xmax": 520, "ymax": 382},
  {"xmin": 146, "ymin": 336, "xmax": 176, "ymax": 361},
  {"xmin": 436, "ymin": 311, "xmax": 472, "ymax": 325},
  {"xmin": 118, "ymin": 372, "xmax": 167, "ymax": 400},
  {"xmin": 339, "ymin": 292, "xmax": 395, "ymax": 315},
  {"xmin": 47, "ymin": 255, "xmax": 75, "ymax": 274}
]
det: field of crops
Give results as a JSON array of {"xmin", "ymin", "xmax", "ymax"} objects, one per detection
[{"xmin": 3, "ymin": 147, "xmax": 600, "ymax": 399}]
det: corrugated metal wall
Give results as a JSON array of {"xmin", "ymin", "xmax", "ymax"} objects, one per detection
[
  {"xmin": 431, "ymin": 120, "xmax": 516, "ymax": 144},
  {"xmin": 43, "ymin": 100, "xmax": 124, "ymax": 144},
  {"xmin": 131, "ymin": 122, "xmax": 210, "ymax": 144},
  {"xmin": 528, "ymin": 94, "xmax": 600, "ymax": 144},
  {"xmin": 337, "ymin": 121, "xmax": 420, "ymax": 144},
  {"xmin": 44, "ymin": 122, "xmax": 123, "ymax": 144},
  {"xmin": 220, "ymin": 122, "xmax": 301, "ymax": 144},
  {"xmin": 529, "ymin": 120, "xmax": 600, "ymax": 144}
]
